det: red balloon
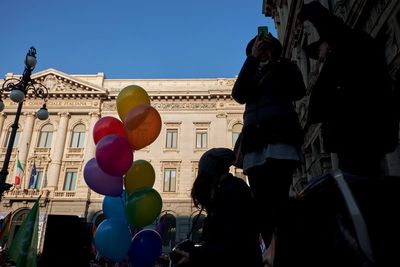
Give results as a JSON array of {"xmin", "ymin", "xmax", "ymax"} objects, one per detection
[{"xmin": 93, "ymin": 116, "xmax": 126, "ymax": 144}]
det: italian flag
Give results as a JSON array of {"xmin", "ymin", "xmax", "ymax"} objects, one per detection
[{"xmin": 15, "ymin": 160, "xmax": 23, "ymax": 186}]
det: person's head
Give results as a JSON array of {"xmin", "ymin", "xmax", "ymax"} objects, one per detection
[
  {"xmin": 298, "ymin": 1, "xmax": 332, "ymax": 25},
  {"xmin": 191, "ymin": 148, "xmax": 235, "ymax": 209},
  {"xmin": 298, "ymin": 1, "xmax": 346, "ymax": 43},
  {"xmin": 246, "ymin": 33, "xmax": 283, "ymax": 62}
]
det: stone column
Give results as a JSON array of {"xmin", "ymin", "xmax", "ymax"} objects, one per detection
[
  {"xmin": 0, "ymin": 113, "xmax": 7, "ymax": 135},
  {"xmin": 83, "ymin": 112, "xmax": 100, "ymax": 164},
  {"xmin": 19, "ymin": 112, "xmax": 36, "ymax": 189},
  {"xmin": 215, "ymin": 113, "xmax": 228, "ymax": 146},
  {"xmin": 78, "ymin": 112, "xmax": 100, "ymax": 198},
  {"xmin": 46, "ymin": 112, "xmax": 70, "ymax": 190}
]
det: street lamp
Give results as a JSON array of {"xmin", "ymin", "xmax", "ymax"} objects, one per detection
[{"xmin": 0, "ymin": 47, "xmax": 49, "ymax": 199}]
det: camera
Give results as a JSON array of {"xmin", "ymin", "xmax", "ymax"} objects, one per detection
[
  {"xmin": 258, "ymin": 26, "xmax": 269, "ymax": 37},
  {"xmin": 169, "ymin": 239, "xmax": 202, "ymax": 265},
  {"xmin": 169, "ymin": 239, "xmax": 194, "ymax": 264}
]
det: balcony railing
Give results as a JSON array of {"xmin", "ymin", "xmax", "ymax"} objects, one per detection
[
  {"xmin": 3, "ymin": 189, "xmax": 77, "ymax": 199},
  {"xmin": 34, "ymin": 147, "xmax": 51, "ymax": 155},
  {"xmin": 66, "ymin": 147, "xmax": 84, "ymax": 159},
  {"xmin": 2, "ymin": 188, "xmax": 48, "ymax": 199},
  {"xmin": 53, "ymin": 191, "xmax": 76, "ymax": 198}
]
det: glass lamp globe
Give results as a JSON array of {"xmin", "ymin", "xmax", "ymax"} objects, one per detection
[
  {"xmin": 0, "ymin": 100, "xmax": 4, "ymax": 112},
  {"xmin": 10, "ymin": 89, "xmax": 25, "ymax": 103},
  {"xmin": 37, "ymin": 105, "xmax": 49, "ymax": 120},
  {"xmin": 25, "ymin": 55, "xmax": 37, "ymax": 69}
]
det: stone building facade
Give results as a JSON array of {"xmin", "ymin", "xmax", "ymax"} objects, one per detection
[
  {"xmin": 0, "ymin": 68, "xmax": 244, "ymax": 251},
  {"xmin": 263, "ymin": 0, "xmax": 400, "ymax": 191}
]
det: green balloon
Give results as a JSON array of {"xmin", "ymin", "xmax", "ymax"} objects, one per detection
[{"xmin": 125, "ymin": 187, "xmax": 162, "ymax": 227}]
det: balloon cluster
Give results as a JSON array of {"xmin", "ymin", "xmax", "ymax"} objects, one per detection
[{"xmin": 84, "ymin": 85, "xmax": 163, "ymax": 266}]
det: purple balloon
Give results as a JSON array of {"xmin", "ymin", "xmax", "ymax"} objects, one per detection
[
  {"xmin": 129, "ymin": 229, "xmax": 162, "ymax": 267},
  {"xmin": 96, "ymin": 134, "xmax": 133, "ymax": 176},
  {"xmin": 84, "ymin": 158, "xmax": 123, "ymax": 196}
]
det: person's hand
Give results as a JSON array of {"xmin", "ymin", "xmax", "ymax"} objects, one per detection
[
  {"xmin": 172, "ymin": 248, "xmax": 190, "ymax": 266},
  {"xmin": 252, "ymin": 34, "xmax": 275, "ymax": 61},
  {"xmin": 252, "ymin": 35, "xmax": 269, "ymax": 60},
  {"xmin": 251, "ymin": 35, "xmax": 264, "ymax": 58}
]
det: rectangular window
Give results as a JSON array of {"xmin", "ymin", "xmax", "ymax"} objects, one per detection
[
  {"xmin": 163, "ymin": 168, "xmax": 176, "ymax": 192},
  {"xmin": 166, "ymin": 129, "xmax": 178, "ymax": 149},
  {"xmin": 33, "ymin": 170, "xmax": 44, "ymax": 190},
  {"xmin": 70, "ymin": 132, "xmax": 85, "ymax": 148},
  {"xmin": 63, "ymin": 169, "xmax": 77, "ymax": 191},
  {"xmin": 195, "ymin": 130, "xmax": 207, "ymax": 149}
]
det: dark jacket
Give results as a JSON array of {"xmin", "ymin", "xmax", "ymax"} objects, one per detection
[
  {"xmin": 232, "ymin": 56, "xmax": 306, "ymax": 153},
  {"xmin": 190, "ymin": 174, "xmax": 263, "ymax": 267},
  {"xmin": 304, "ymin": 9, "xmax": 396, "ymax": 154}
]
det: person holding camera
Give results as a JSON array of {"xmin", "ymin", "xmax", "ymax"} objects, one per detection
[
  {"xmin": 231, "ymin": 31, "xmax": 306, "ymax": 256},
  {"xmin": 172, "ymin": 148, "xmax": 263, "ymax": 267}
]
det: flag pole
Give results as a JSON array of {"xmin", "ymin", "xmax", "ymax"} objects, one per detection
[{"xmin": 7, "ymin": 195, "xmax": 41, "ymax": 267}]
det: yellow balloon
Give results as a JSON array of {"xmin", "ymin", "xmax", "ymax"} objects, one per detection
[
  {"xmin": 124, "ymin": 160, "xmax": 155, "ymax": 194},
  {"xmin": 116, "ymin": 85, "xmax": 150, "ymax": 121},
  {"xmin": 125, "ymin": 187, "xmax": 162, "ymax": 227}
]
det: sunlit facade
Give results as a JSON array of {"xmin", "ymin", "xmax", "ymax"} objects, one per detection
[{"xmin": 0, "ymin": 68, "xmax": 244, "ymax": 251}]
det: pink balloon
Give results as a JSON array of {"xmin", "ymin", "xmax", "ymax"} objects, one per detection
[
  {"xmin": 96, "ymin": 134, "xmax": 133, "ymax": 176},
  {"xmin": 84, "ymin": 158, "xmax": 123, "ymax": 196}
]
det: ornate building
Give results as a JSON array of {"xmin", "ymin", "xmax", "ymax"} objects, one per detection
[
  {"xmin": 0, "ymin": 68, "xmax": 244, "ymax": 252},
  {"xmin": 263, "ymin": 0, "xmax": 400, "ymax": 191}
]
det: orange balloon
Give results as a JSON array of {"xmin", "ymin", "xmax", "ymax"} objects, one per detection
[
  {"xmin": 124, "ymin": 104, "xmax": 162, "ymax": 150},
  {"xmin": 116, "ymin": 85, "xmax": 150, "ymax": 121}
]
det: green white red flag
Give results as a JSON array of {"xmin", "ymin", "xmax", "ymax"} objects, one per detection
[{"xmin": 14, "ymin": 159, "xmax": 23, "ymax": 186}]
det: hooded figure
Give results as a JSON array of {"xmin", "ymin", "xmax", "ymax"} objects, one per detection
[
  {"xmin": 299, "ymin": 1, "xmax": 396, "ymax": 176},
  {"xmin": 231, "ymin": 29, "xmax": 306, "ymax": 254},
  {"xmin": 173, "ymin": 148, "xmax": 263, "ymax": 267}
]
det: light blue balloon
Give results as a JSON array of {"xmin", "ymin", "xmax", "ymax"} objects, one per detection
[
  {"xmin": 103, "ymin": 191, "xmax": 128, "ymax": 222},
  {"xmin": 94, "ymin": 218, "xmax": 132, "ymax": 262}
]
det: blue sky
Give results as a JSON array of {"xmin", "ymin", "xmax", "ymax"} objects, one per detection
[{"xmin": 0, "ymin": 0, "xmax": 276, "ymax": 79}]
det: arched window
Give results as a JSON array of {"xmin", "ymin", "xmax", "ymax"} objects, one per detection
[
  {"xmin": 8, "ymin": 208, "xmax": 30, "ymax": 245},
  {"xmin": 3, "ymin": 126, "xmax": 21, "ymax": 148},
  {"xmin": 190, "ymin": 212, "xmax": 206, "ymax": 242},
  {"xmin": 232, "ymin": 123, "xmax": 243, "ymax": 147},
  {"xmin": 157, "ymin": 213, "xmax": 176, "ymax": 248},
  {"xmin": 94, "ymin": 213, "xmax": 105, "ymax": 228},
  {"xmin": 38, "ymin": 124, "xmax": 53, "ymax": 148},
  {"xmin": 70, "ymin": 124, "xmax": 86, "ymax": 148}
]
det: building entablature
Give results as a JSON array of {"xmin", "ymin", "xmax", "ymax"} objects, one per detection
[{"xmin": 2, "ymin": 69, "xmax": 237, "ymax": 104}]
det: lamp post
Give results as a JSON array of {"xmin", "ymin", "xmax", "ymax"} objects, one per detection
[{"xmin": 0, "ymin": 47, "xmax": 49, "ymax": 199}]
